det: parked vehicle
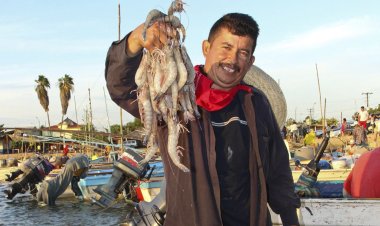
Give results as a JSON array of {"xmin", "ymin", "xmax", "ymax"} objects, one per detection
[
  {"xmin": 329, "ymin": 124, "xmax": 354, "ymax": 137},
  {"xmin": 124, "ymin": 139, "xmax": 144, "ymax": 148}
]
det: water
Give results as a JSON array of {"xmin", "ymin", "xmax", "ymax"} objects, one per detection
[{"xmin": 0, "ymin": 183, "xmax": 133, "ymax": 226}]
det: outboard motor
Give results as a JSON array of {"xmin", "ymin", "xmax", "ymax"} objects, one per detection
[
  {"xmin": 123, "ymin": 179, "xmax": 167, "ymax": 226},
  {"xmin": 295, "ymin": 135, "xmax": 330, "ymax": 197},
  {"xmin": 93, "ymin": 148, "xmax": 150, "ymax": 208},
  {"xmin": 4, "ymin": 156, "xmax": 54, "ymax": 199}
]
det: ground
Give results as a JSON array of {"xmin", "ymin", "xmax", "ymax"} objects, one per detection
[{"xmin": 288, "ymin": 133, "xmax": 379, "ymax": 152}]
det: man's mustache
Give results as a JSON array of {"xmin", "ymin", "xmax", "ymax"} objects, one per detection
[{"xmin": 218, "ymin": 62, "xmax": 240, "ymax": 72}]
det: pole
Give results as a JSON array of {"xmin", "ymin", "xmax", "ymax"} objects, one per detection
[
  {"xmin": 118, "ymin": 0, "xmax": 121, "ymax": 41},
  {"xmin": 74, "ymin": 95, "xmax": 79, "ymax": 124},
  {"xmin": 323, "ymin": 98, "xmax": 327, "ymax": 128},
  {"xmin": 361, "ymin": 92, "xmax": 373, "ymax": 108},
  {"xmin": 315, "ymin": 64, "xmax": 324, "ymax": 130},
  {"xmin": 103, "ymin": 87, "xmax": 115, "ymax": 152},
  {"xmin": 88, "ymin": 88, "xmax": 93, "ymax": 144},
  {"xmin": 118, "ymin": 0, "xmax": 123, "ymax": 153}
]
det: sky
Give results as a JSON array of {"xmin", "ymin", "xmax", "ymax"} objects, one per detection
[{"xmin": 1, "ymin": 0, "xmax": 379, "ymax": 130}]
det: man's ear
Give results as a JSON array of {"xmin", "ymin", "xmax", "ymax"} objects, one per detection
[
  {"xmin": 202, "ymin": 40, "xmax": 210, "ymax": 56},
  {"xmin": 250, "ymin": 55, "xmax": 255, "ymax": 65}
]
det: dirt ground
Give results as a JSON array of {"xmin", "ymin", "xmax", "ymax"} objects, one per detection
[{"xmin": 288, "ymin": 133, "xmax": 380, "ymax": 152}]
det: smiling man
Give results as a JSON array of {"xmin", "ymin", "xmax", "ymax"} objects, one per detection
[{"xmin": 106, "ymin": 12, "xmax": 300, "ymax": 226}]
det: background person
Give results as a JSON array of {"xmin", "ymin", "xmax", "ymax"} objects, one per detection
[
  {"xmin": 358, "ymin": 106, "xmax": 369, "ymax": 129},
  {"xmin": 343, "ymin": 147, "xmax": 380, "ymax": 198},
  {"xmin": 352, "ymin": 121, "xmax": 367, "ymax": 145},
  {"xmin": 340, "ymin": 118, "xmax": 347, "ymax": 137},
  {"xmin": 303, "ymin": 129, "xmax": 316, "ymax": 146},
  {"xmin": 345, "ymin": 139, "xmax": 369, "ymax": 156}
]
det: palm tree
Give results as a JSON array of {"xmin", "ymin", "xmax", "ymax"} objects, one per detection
[
  {"xmin": 58, "ymin": 74, "xmax": 74, "ymax": 131},
  {"xmin": 35, "ymin": 75, "xmax": 51, "ymax": 128}
]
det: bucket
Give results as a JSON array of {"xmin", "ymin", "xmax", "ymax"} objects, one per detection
[{"xmin": 331, "ymin": 159, "xmax": 347, "ymax": 169}]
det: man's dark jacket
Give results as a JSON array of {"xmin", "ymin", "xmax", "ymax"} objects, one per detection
[{"xmin": 105, "ymin": 35, "xmax": 300, "ymax": 226}]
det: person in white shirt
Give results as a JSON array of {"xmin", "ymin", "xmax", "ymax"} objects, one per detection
[{"xmin": 358, "ymin": 106, "xmax": 369, "ymax": 129}]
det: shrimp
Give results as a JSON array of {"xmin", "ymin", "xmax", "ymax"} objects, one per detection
[
  {"xmin": 168, "ymin": 0, "xmax": 184, "ymax": 16},
  {"xmin": 180, "ymin": 45, "xmax": 194, "ymax": 84},
  {"xmin": 155, "ymin": 46, "xmax": 177, "ymax": 100},
  {"xmin": 158, "ymin": 98, "xmax": 168, "ymax": 123},
  {"xmin": 173, "ymin": 45, "xmax": 187, "ymax": 90},
  {"xmin": 157, "ymin": 15, "xmax": 186, "ymax": 42},
  {"xmin": 180, "ymin": 45, "xmax": 200, "ymax": 118},
  {"xmin": 140, "ymin": 112, "xmax": 159, "ymax": 164},
  {"xmin": 138, "ymin": 85, "xmax": 153, "ymax": 144},
  {"xmin": 170, "ymin": 80, "xmax": 179, "ymax": 121},
  {"xmin": 179, "ymin": 92, "xmax": 195, "ymax": 123},
  {"xmin": 167, "ymin": 116, "xmax": 189, "ymax": 172},
  {"xmin": 142, "ymin": 9, "xmax": 166, "ymax": 41},
  {"xmin": 146, "ymin": 62, "xmax": 160, "ymax": 114},
  {"xmin": 152, "ymin": 49, "xmax": 165, "ymax": 94},
  {"xmin": 135, "ymin": 51, "xmax": 149, "ymax": 89}
]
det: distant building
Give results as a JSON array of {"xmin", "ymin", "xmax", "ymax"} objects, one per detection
[
  {"xmin": 0, "ymin": 130, "xmax": 14, "ymax": 154},
  {"xmin": 43, "ymin": 117, "xmax": 82, "ymax": 139}
]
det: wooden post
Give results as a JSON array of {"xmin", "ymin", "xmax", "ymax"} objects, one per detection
[
  {"xmin": 315, "ymin": 64, "xmax": 324, "ymax": 131},
  {"xmin": 324, "ymin": 98, "xmax": 327, "ymax": 128},
  {"xmin": 103, "ymin": 87, "xmax": 115, "ymax": 152},
  {"xmin": 118, "ymin": 0, "xmax": 123, "ymax": 153}
]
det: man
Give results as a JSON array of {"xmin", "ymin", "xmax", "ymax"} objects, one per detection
[
  {"xmin": 358, "ymin": 106, "xmax": 369, "ymax": 129},
  {"xmin": 303, "ymin": 129, "xmax": 316, "ymax": 146},
  {"xmin": 345, "ymin": 139, "xmax": 368, "ymax": 156},
  {"xmin": 343, "ymin": 147, "xmax": 380, "ymax": 198},
  {"xmin": 289, "ymin": 122, "xmax": 298, "ymax": 143},
  {"xmin": 106, "ymin": 13, "xmax": 300, "ymax": 226},
  {"xmin": 340, "ymin": 118, "xmax": 347, "ymax": 137},
  {"xmin": 36, "ymin": 154, "xmax": 89, "ymax": 205},
  {"xmin": 352, "ymin": 121, "xmax": 367, "ymax": 145}
]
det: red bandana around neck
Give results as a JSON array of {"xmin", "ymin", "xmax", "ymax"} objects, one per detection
[{"xmin": 194, "ymin": 65, "xmax": 252, "ymax": 111}]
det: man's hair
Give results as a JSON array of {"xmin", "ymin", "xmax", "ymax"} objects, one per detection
[{"xmin": 208, "ymin": 13, "xmax": 260, "ymax": 52}]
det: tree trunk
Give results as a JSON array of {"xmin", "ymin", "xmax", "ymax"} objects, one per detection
[
  {"xmin": 47, "ymin": 111, "xmax": 51, "ymax": 136},
  {"xmin": 46, "ymin": 111, "xmax": 50, "ymax": 129},
  {"xmin": 60, "ymin": 114, "xmax": 64, "ymax": 156}
]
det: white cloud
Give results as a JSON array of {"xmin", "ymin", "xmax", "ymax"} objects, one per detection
[{"xmin": 264, "ymin": 16, "xmax": 377, "ymax": 52}]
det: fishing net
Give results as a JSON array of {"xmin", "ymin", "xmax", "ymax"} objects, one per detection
[{"xmin": 243, "ymin": 65, "xmax": 287, "ymax": 128}]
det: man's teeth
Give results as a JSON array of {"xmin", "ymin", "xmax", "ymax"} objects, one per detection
[{"xmin": 223, "ymin": 66, "xmax": 235, "ymax": 72}]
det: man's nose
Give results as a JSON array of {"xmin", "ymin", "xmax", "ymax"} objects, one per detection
[{"xmin": 227, "ymin": 50, "xmax": 238, "ymax": 64}]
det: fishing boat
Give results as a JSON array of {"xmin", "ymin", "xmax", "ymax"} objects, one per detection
[{"xmin": 271, "ymin": 198, "xmax": 380, "ymax": 226}]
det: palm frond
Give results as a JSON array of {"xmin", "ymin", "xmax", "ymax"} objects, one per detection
[
  {"xmin": 35, "ymin": 75, "xmax": 50, "ymax": 112},
  {"xmin": 58, "ymin": 74, "xmax": 74, "ymax": 115}
]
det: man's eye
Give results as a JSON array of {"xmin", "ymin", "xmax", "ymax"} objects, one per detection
[{"xmin": 239, "ymin": 51, "xmax": 249, "ymax": 58}]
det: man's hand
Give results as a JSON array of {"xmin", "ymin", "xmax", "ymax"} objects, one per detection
[{"xmin": 127, "ymin": 21, "xmax": 177, "ymax": 56}]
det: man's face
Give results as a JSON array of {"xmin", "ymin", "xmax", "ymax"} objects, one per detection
[{"xmin": 202, "ymin": 28, "xmax": 255, "ymax": 90}]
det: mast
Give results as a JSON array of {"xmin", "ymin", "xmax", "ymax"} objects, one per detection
[
  {"xmin": 103, "ymin": 87, "xmax": 115, "ymax": 151},
  {"xmin": 315, "ymin": 64, "xmax": 324, "ymax": 130},
  {"xmin": 118, "ymin": 0, "xmax": 124, "ymax": 152},
  {"xmin": 88, "ymin": 88, "xmax": 93, "ymax": 144}
]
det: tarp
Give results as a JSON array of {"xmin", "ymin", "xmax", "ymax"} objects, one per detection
[{"xmin": 36, "ymin": 154, "xmax": 89, "ymax": 205}]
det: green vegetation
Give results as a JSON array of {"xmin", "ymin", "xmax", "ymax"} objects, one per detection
[{"xmin": 35, "ymin": 75, "xmax": 51, "ymax": 128}]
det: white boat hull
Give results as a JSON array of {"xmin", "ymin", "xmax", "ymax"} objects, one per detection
[{"xmin": 271, "ymin": 198, "xmax": 380, "ymax": 226}]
